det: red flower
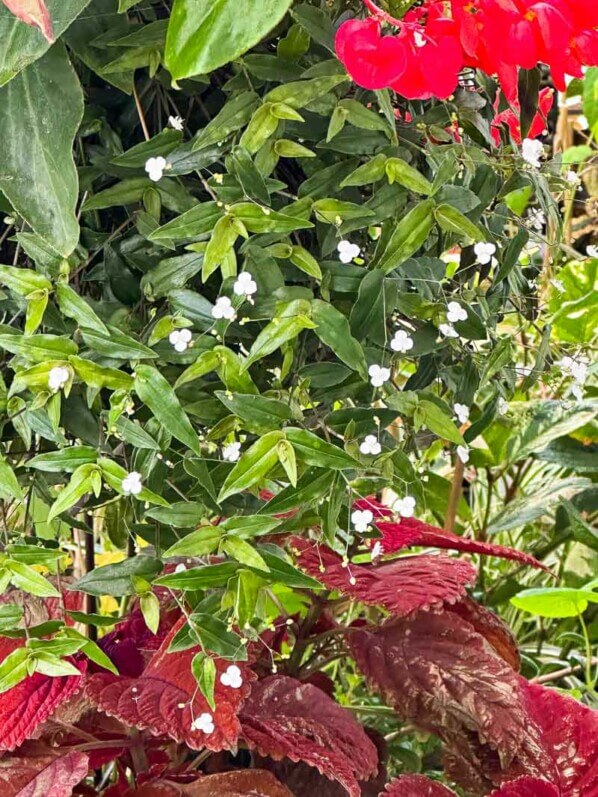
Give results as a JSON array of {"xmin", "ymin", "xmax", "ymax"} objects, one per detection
[
  {"xmin": 335, "ymin": 18, "xmax": 407, "ymax": 90},
  {"xmin": 491, "ymin": 86, "xmax": 554, "ymax": 144}
]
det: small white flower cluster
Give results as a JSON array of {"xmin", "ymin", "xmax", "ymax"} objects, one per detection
[
  {"xmin": 192, "ymin": 712, "xmax": 215, "ymax": 734},
  {"xmin": 48, "ymin": 366, "xmax": 70, "ymax": 393},
  {"xmin": 359, "ymin": 435, "xmax": 381, "ymax": 456},
  {"xmin": 390, "ymin": 329, "xmax": 414, "ymax": 353},
  {"xmin": 222, "ymin": 441, "xmax": 241, "ymax": 462},
  {"xmin": 474, "ymin": 242, "xmax": 496, "ymax": 265},
  {"xmin": 233, "ymin": 272, "xmax": 257, "ymax": 297},
  {"xmin": 212, "ymin": 296, "xmax": 236, "ymax": 321},
  {"xmin": 145, "ymin": 156, "xmax": 167, "ymax": 182},
  {"xmin": 392, "ymin": 495, "xmax": 416, "ymax": 518},
  {"xmin": 439, "ymin": 301, "xmax": 467, "ymax": 339},
  {"xmin": 220, "ymin": 664, "xmax": 243, "ymax": 689},
  {"xmin": 457, "ymin": 445, "xmax": 469, "ymax": 464},
  {"xmin": 337, "ymin": 240, "xmax": 360, "ymax": 264},
  {"xmin": 351, "ymin": 508, "xmax": 373, "ymax": 533},
  {"xmin": 558, "ymin": 355, "xmax": 589, "ymax": 400},
  {"xmin": 168, "ymin": 115, "xmax": 184, "ymax": 131},
  {"xmin": 122, "ymin": 471, "xmax": 143, "ymax": 496},
  {"xmin": 370, "ymin": 540, "xmax": 384, "ymax": 561},
  {"xmin": 521, "ymin": 138, "xmax": 544, "ymax": 169},
  {"xmin": 169, "ymin": 328, "xmax": 192, "ymax": 352},
  {"xmin": 527, "ymin": 208, "xmax": 546, "ymax": 231},
  {"xmin": 454, "ymin": 403, "xmax": 470, "ymax": 425}
]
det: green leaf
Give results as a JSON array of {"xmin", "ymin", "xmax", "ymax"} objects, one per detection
[
  {"xmin": 218, "ymin": 431, "xmax": 285, "ymax": 502},
  {"xmin": 414, "ymin": 399, "xmax": 465, "ymax": 445},
  {"xmin": 155, "ymin": 562, "xmax": 238, "ymax": 590},
  {"xmin": 507, "ymin": 401, "xmax": 597, "ymax": 463},
  {"xmin": 0, "ymin": 44, "xmax": 83, "ymax": 256},
  {"xmin": 71, "ymin": 556, "xmax": 163, "ymax": 597},
  {"xmin": 27, "ymin": 446, "xmax": 98, "ymax": 473},
  {"xmin": 376, "ymin": 200, "xmax": 435, "ymax": 273},
  {"xmin": 222, "ymin": 535, "xmax": 269, "ymax": 572},
  {"xmin": 264, "ymin": 75, "xmax": 346, "ymax": 109},
  {"xmin": 258, "ymin": 543, "xmax": 323, "ymax": 589},
  {"xmin": 0, "ymin": 647, "xmax": 28, "ymax": 694},
  {"xmin": 258, "ymin": 469, "xmax": 335, "ymax": 515},
  {"xmin": 289, "ymin": 246, "xmax": 322, "ymax": 280},
  {"xmin": 0, "ymin": 455, "xmax": 22, "ymax": 500},
  {"xmin": 385, "ymin": 158, "xmax": 433, "ymax": 195},
  {"xmin": 511, "ymin": 586, "xmax": 598, "ymax": 618},
  {"xmin": 0, "ymin": 266, "xmax": 51, "ymax": 296},
  {"xmin": 284, "ymin": 427, "xmax": 360, "ymax": 470},
  {"xmin": 311, "ymin": 299, "xmax": 368, "ymax": 380},
  {"xmin": 215, "ymin": 391, "xmax": 294, "ymax": 434},
  {"xmin": 434, "ymin": 204, "xmax": 485, "ymax": 243},
  {"xmin": 165, "ymin": 0, "xmax": 293, "ymax": 80},
  {"xmin": 219, "ymin": 515, "xmax": 281, "ymax": 538},
  {"xmin": 55, "ymin": 283, "xmax": 109, "ymax": 334},
  {"xmin": 192, "ymin": 653, "xmax": 216, "ymax": 710},
  {"xmin": 148, "ymin": 202, "xmax": 222, "ymax": 244},
  {"xmin": 276, "ymin": 438, "xmax": 297, "ymax": 487},
  {"xmin": 7, "ymin": 561, "xmax": 59, "ymax": 597},
  {"xmin": 135, "ymin": 364, "xmax": 201, "ymax": 456},
  {"xmin": 79, "ymin": 326, "xmax": 157, "ymax": 361},
  {"xmin": 145, "ymin": 502, "xmax": 207, "ymax": 528},
  {"xmin": 0, "ymin": 604, "xmax": 24, "ymax": 633},
  {"xmin": 98, "ymin": 457, "xmax": 169, "ymax": 507},
  {"xmin": 163, "ymin": 525, "xmax": 223, "ymax": 558},
  {"xmin": 242, "ymin": 303, "xmax": 317, "ymax": 371},
  {"xmin": 190, "ymin": 613, "xmax": 247, "ymax": 660},
  {"xmin": 231, "ymin": 203, "xmax": 313, "ymax": 233},
  {"xmin": 47, "ymin": 464, "xmax": 96, "ymax": 522},
  {"xmin": 70, "ymin": 356, "xmax": 133, "ymax": 392},
  {"xmin": 0, "ymin": 333, "xmax": 77, "ymax": 363},
  {"xmin": 233, "ymin": 569, "xmax": 263, "ymax": 629},
  {"xmin": 0, "ymin": 0, "xmax": 90, "ymax": 86},
  {"xmin": 140, "ymin": 591, "xmax": 160, "ymax": 634},
  {"xmin": 583, "ymin": 67, "xmax": 598, "ymax": 138}
]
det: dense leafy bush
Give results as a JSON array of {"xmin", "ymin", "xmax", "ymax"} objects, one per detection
[{"xmin": 0, "ymin": 1, "xmax": 596, "ymax": 795}]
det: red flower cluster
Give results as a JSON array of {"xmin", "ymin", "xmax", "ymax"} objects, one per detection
[
  {"xmin": 491, "ymin": 86, "xmax": 554, "ymax": 144},
  {"xmin": 335, "ymin": 0, "xmax": 598, "ymax": 103}
]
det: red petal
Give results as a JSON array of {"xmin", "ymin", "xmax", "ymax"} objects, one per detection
[
  {"xmin": 241, "ymin": 675, "xmax": 378, "ymax": 797},
  {"xmin": 0, "ymin": 746, "xmax": 88, "ymax": 797},
  {"xmin": 0, "ymin": 0, "xmax": 54, "ymax": 41},
  {"xmin": 335, "ymin": 18, "xmax": 407, "ymax": 90},
  {"xmin": 375, "ymin": 517, "xmax": 549, "ymax": 571},
  {"xmin": 87, "ymin": 617, "xmax": 254, "ymax": 752},
  {"xmin": 382, "ymin": 775, "xmax": 457, "ymax": 796},
  {"xmin": 0, "ymin": 637, "xmax": 86, "ymax": 753},
  {"xmin": 291, "ymin": 537, "xmax": 476, "ymax": 617}
]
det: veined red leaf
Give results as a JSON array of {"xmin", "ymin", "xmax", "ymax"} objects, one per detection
[
  {"xmin": 0, "ymin": 636, "xmax": 86, "ymax": 752},
  {"xmin": 489, "ymin": 778, "xmax": 559, "ymax": 797},
  {"xmin": 348, "ymin": 610, "xmax": 551, "ymax": 784},
  {"xmin": 447, "ymin": 598, "xmax": 521, "ymax": 671},
  {"xmin": 0, "ymin": 0, "xmax": 54, "ymax": 42},
  {"xmin": 87, "ymin": 617, "xmax": 254, "ymax": 751},
  {"xmin": 291, "ymin": 537, "xmax": 476, "ymax": 617},
  {"xmin": 240, "ymin": 675, "xmax": 378, "ymax": 797},
  {"xmin": 115, "ymin": 770, "xmax": 293, "ymax": 796},
  {"xmin": 381, "ymin": 775, "xmax": 456, "ymax": 796},
  {"xmin": 0, "ymin": 745, "xmax": 88, "ymax": 797},
  {"xmin": 375, "ymin": 517, "xmax": 549, "ymax": 571}
]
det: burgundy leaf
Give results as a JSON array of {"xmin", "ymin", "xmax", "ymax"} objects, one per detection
[
  {"xmin": 489, "ymin": 777, "xmax": 559, "ymax": 797},
  {"xmin": 446, "ymin": 598, "xmax": 521, "ymax": 670},
  {"xmin": 0, "ymin": 0, "xmax": 53, "ymax": 41},
  {"xmin": 0, "ymin": 637, "xmax": 86, "ymax": 752},
  {"xmin": 98, "ymin": 607, "xmax": 180, "ymax": 677},
  {"xmin": 375, "ymin": 518, "xmax": 548, "ymax": 571},
  {"xmin": 348, "ymin": 610, "xmax": 552, "ymax": 785},
  {"xmin": 291, "ymin": 537, "xmax": 476, "ymax": 617},
  {"xmin": 521, "ymin": 680, "xmax": 598, "ymax": 796},
  {"xmin": 87, "ymin": 617, "xmax": 253, "ymax": 751},
  {"xmin": 0, "ymin": 746, "xmax": 88, "ymax": 797},
  {"xmin": 240, "ymin": 675, "xmax": 379, "ymax": 797},
  {"xmin": 381, "ymin": 775, "xmax": 457, "ymax": 796},
  {"xmin": 183, "ymin": 770, "xmax": 294, "ymax": 796}
]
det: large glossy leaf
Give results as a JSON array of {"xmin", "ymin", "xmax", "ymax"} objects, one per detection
[
  {"xmin": 165, "ymin": 0, "xmax": 293, "ymax": 80},
  {"xmin": 0, "ymin": 0, "xmax": 89, "ymax": 85},
  {"xmin": 0, "ymin": 44, "xmax": 83, "ymax": 256},
  {"xmin": 218, "ymin": 431, "xmax": 285, "ymax": 502},
  {"xmin": 240, "ymin": 675, "xmax": 378, "ymax": 797}
]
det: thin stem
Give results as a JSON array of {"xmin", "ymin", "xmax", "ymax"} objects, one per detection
[
  {"xmin": 133, "ymin": 84, "xmax": 151, "ymax": 142},
  {"xmin": 444, "ymin": 455, "xmax": 464, "ymax": 533}
]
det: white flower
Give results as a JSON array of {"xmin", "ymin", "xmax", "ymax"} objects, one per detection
[
  {"xmin": 169, "ymin": 328, "xmax": 192, "ymax": 352},
  {"xmin": 220, "ymin": 664, "xmax": 243, "ymax": 689},
  {"xmin": 439, "ymin": 323, "xmax": 459, "ymax": 339},
  {"xmin": 222, "ymin": 442, "xmax": 241, "ymax": 462},
  {"xmin": 122, "ymin": 471, "xmax": 143, "ymax": 496},
  {"xmin": 192, "ymin": 712, "xmax": 215, "ymax": 734},
  {"xmin": 457, "ymin": 445, "xmax": 470, "ymax": 464},
  {"xmin": 48, "ymin": 366, "xmax": 70, "ymax": 392},
  {"xmin": 145, "ymin": 156, "xmax": 167, "ymax": 182},
  {"xmin": 527, "ymin": 208, "xmax": 545, "ymax": 231},
  {"xmin": 212, "ymin": 296, "xmax": 236, "ymax": 320},
  {"xmin": 351, "ymin": 508, "xmax": 374, "ymax": 533},
  {"xmin": 393, "ymin": 495, "xmax": 416, "ymax": 518},
  {"xmin": 587, "ymin": 245, "xmax": 598, "ymax": 259},
  {"xmin": 559, "ymin": 356, "xmax": 588, "ymax": 385},
  {"xmin": 446, "ymin": 301, "xmax": 467, "ymax": 323},
  {"xmin": 368, "ymin": 364, "xmax": 390, "ymax": 387},
  {"xmin": 168, "ymin": 115, "xmax": 184, "ymax": 131},
  {"xmin": 521, "ymin": 138, "xmax": 544, "ymax": 168},
  {"xmin": 498, "ymin": 397, "xmax": 509, "ymax": 415},
  {"xmin": 371, "ymin": 541, "xmax": 384, "ymax": 561},
  {"xmin": 565, "ymin": 170, "xmax": 579, "ymax": 185},
  {"xmin": 233, "ymin": 271, "xmax": 257, "ymax": 297},
  {"xmin": 390, "ymin": 329, "xmax": 414, "ymax": 354},
  {"xmin": 337, "ymin": 239, "xmax": 360, "ymax": 264},
  {"xmin": 474, "ymin": 242, "xmax": 496, "ymax": 265},
  {"xmin": 454, "ymin": 403, "xmax": 470, "ymax": 424},
  {"xmin": 359, "ymin": 434, "xmax": 381, "ymax": 456}
]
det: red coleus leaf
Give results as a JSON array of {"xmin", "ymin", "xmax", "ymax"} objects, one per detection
[
  {"xmin": 447, "ymin": 597, "xmax": 521, "ymax": 670},
  {"xmin": 0, "ymin": 0, "xmax": 53, "ymax": 41},
  {"xmin": 489, "ymin": 777, "xmax": 559, "ymax": 797},
  {"xmin": 291, "ymin": 536, "xmax": 476, "ymax": 617},
  {"xmin": 116, "ymin": 770, "xmax": 294, "ymax": 796},
  {"xmin": 375, "ymin": 516, "xmax": 548, "ymax": 572},
  {"xmin": 87, "ymin": 617, "xmax": 253, "ymax": 752},
  {"xmin": 240, "ymin": 675, "xmax": 379, "ymax": 797},
  {"xmin": 381, "ymin": 775, "xmax": 456, "ymax": 796},
  {"xmin": 0, "ymin": 744, "xmax": 88, "ymax": 797},
  {"xmin": 0, "ymin": 636, "xmax": 86, "ymax": 752},
  {"xmin": 348, "ymin": 609, "xmax": 551, "ymax": 784}
]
